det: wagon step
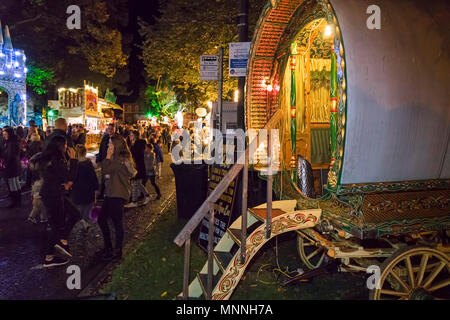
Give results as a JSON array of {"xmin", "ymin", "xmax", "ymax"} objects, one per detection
[
  {"xmin": 197, "ymin": 273, "xmax": 221, "ymax": 297},
  {"xmin": 247, "ymin": 200, "xmax": 297, "ymax": 222},
  {"xmin": 213, "ymin": 251, "xmax": 234, "ymax": 272}
]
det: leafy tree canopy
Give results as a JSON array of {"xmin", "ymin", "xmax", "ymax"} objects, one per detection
[
  {"xmin": 144, "ymin": 79, "xmax": 182, "ymax": 119},
  {"xmin": 139, "ymin": 0, "xmax": 266, "ymax": 108},
  {"xmin": 1, "ymin": 0, "xmax": 132, "ymax": 98},
  {"xmin": 25, "ymin": 61, "xmax": 56, "ymax": 95}
]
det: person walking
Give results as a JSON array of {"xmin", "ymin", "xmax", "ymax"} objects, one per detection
[
  {"xmin": 126, "ymin": 130, "xmax": 150, "ymax": 208},
  {"xmin": 71, "ymin": 145, "xmax": 99, "ymax": 232},
  {"xmin": 2, "ymin": 128, "xmax": 22, "ymax": 208},
  {"xmin": 97, "ymin": 135, "xmax": 136, "ymax": 261},
  {"xmin": 144, "ymin": 143, "xmax": 161, "ymax": 200},
  {"xmin": 152, "ymin": 136, "xmax": 164, "ymax": 179},
  {"xmin": 39, "ymin": 135, "xmax": 79, "ymax": 267}
]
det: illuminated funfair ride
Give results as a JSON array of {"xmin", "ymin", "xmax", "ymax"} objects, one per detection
[
  {"xmin": 175, "ymin": 0, "xmax": 449, "ymax": 300},
  {"xmin": 0, "ymin": 21, "xmax": 27, "ymax": 127}
]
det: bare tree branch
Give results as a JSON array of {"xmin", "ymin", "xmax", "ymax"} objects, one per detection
[{"xmin": 9, "ymin": 14, "xmax": 43, "ymax": 30}]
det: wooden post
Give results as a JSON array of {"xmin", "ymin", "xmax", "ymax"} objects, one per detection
[
  {"xmin": 218, "ymin": 47, "xmax": 224, "ymax": 132},
  {"xmin": 207, "ymin": 202, "xmax": 215, "ymax": 299},
  {"xmin": 266, "ymin": 131, "xmax": 272, "ymax": 239},
  {"xmin": 240, "ymin": 146, "xmax": 248, "ymax": 264},
  {"xmin": 305, "ymin": 47, "xmax": 311, "ymax": 162},
  {"xmin": 182, "ymin": 236, "xmax": 191, "ymax": 300}
]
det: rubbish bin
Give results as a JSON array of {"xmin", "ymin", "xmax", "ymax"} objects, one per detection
[{"xmin": 170, "ymin": 163, "xmax": 209, "ymax": 220}]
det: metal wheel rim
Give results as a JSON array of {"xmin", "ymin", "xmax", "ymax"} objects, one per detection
[
  {"xmin": 372, "ymin": 247, "xmax": 450, "ymax": 300},
  {"xmin": 297, "ymin": 232, "xmax": 327, "ymax": 270}
]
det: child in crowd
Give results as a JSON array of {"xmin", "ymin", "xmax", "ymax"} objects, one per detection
[
  {"xmin": 71, "ymin": 145, "xmax": 99, "ymax": 231},
  {"xmin": 27, "ymin": 178, "xmax": 47, "ymax": 224},
  {"xmin": 144, "ymin": 143, "xmax": 161, "ymax": 200}
]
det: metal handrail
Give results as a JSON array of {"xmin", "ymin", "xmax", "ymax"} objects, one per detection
[
  {"xmin": 174, "ymin": 109, "xmax": 281, "ymax": 300},
  {"xmin": 174, "ymin": 109, "xmax": 281, "ymax": 247}
]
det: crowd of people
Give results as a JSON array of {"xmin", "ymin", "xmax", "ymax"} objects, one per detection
[{"xmin": 0, "ymin": 118, "xmax": 173, "ymax": 268}]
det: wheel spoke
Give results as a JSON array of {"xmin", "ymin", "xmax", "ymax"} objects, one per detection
[
  {"xmin": 427, "ymin": 279, "xmax": 450, "ymax": 292},
  {"xmin": 389, "ymin": 269, "xmax": 410, "ymax": 292},
  {"xmin": 416, "ymin": 254, "xmax": 429, "ymax": 287},
  {"xmin": 404, "ymin": 256, "xmax": 415, "ymax": 288},
  {"xmin": 380, "ymin": 289, "xmax": 408, "ymax": 297},
  {"xmin": 307, "ymin": 247, "xmax": 322, "ymax": 260},
  {"xmin": 423, "ymin": 262, "xmax": 447, "ymax": 289},
  {"xmin": 316, "ymin": 251, "xmax": 326, "ymax": 267}
]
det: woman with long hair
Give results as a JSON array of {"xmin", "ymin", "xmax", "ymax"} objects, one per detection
[
  {"xmin": 2, "ymin": 128, "xmax": 22, "ymax": 208},
  {"xmin": 39, "ymin": 135, "xmax": 79, "ymax": 267},
  {"xmin": 71, "ymin": 144, "xmax": 99, "ymax": 232},
  {"xmin": 98, "ymin": 135, "xmax": 136, "ymax": 260}
]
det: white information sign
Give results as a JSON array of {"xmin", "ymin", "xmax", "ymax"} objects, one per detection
[
  {"xmin": 200, "ymin": 55, "xmax": 218, "ymax": 81},
  {"xmin": 229, "ymin": 42, "xmax": 251, "ymax": 77}
]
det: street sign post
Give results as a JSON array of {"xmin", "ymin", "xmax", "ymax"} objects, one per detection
[
  {"xmin": 200, "ymin": 55, "xmax": 219, "ymax": 81},
  {"xmin": 229, "ymin": 42, "xmax": 251, "ymax": 77}
]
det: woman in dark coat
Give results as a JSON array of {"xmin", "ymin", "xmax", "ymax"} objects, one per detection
[
  {"xmin": 125, "ymin": 130, "xmax": 149, "ymax": 207},
  {"xmin": 2, "ymin": 128, "xmax": 22, "ymax": 208},
  {"xmin": 71, "ymin": 144, "xmax": 99, "ymax": 231}
]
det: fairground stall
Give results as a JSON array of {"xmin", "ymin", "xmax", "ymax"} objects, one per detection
[
  {"xmin": 175, "ymin": 0, "xmax": 450, "ymax": 300},
  {"xmin": 50, "ymin": 81, "xmax": 119, "ymax": 148}
]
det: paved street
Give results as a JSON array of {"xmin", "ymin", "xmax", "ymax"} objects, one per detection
[{"xmin": 0, "ymin": 152, "xmax": 175, "ymax": 300}]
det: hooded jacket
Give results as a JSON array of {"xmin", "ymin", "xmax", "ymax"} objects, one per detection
[{"xmin": 102, "ymin": 156, "xmax": 136, "ymax": 201}]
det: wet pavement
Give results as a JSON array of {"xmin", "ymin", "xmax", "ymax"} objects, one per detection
[{"xmin": 0, "ymin": 152, "xmax": 176, "ymax": 300}]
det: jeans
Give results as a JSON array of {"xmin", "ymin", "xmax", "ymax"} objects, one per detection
[
  {"xmin": 42, "ymin": 195, "xmax": 81, "ymax": 255},
  {"xmin": 131, "ymin": 178, "xmax": 149, "ymax": 202},
  {"xmin": 156, "ymin": 162, "xmax": 162, "ymax": 177},
  {"xmin": 98, "ymin": 197, "xmax": 125, "ymax": 250},
  {"xmin": 76, "ymin": 203, "xmax": 94, "ymax": 222}
]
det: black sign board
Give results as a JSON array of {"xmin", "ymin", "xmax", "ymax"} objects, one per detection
[{"xmin": 198, "ymin": 163, "xmax": 241, "ymax": 251}]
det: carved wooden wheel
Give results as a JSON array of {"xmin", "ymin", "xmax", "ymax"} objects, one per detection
[
  {"xmin": 297, "ymin": 231, "xmax": 328, "ymax": 270},
  {"xmin": 370, "ymin": 246, "xmax": 450, "ymax": 300}
]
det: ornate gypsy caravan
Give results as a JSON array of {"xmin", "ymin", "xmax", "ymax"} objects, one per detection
[{"xmin": 175, "ymin": 0, "xmax": 450, "ymax": 300}]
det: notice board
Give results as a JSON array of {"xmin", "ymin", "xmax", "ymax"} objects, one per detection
[{"xmin": 198, "ymin": 163, "xmax": 241, "ymax": 251}]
